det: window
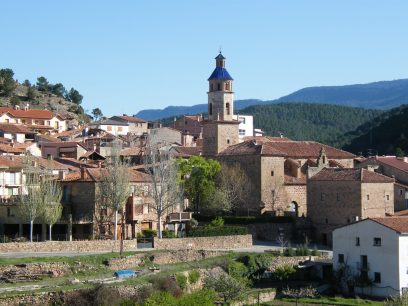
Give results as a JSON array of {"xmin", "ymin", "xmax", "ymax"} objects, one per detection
[
  {"xmin": 400, "ymin": 189, "xmax": 404, "ymax": 196},
  {"xmin": 386, "ymin": 194, "xmax": 390, "ymax": 201},
  {"xmin": 118, "ymin": 127, "xmax": 123, "ymax": 132},
  {"xmin": 5, "ymin": 119, "xmax": 9, "ymax": 123},
  {"xmin": 373, "ymin": 237, "xmax": 382, "ymax": 246},
  {"xmin": 227, "ymin": 139, "xmax": 230, "ymax": 144},
  {"xmin": 239, "ymin": 117, "xmax": 246, "ymax": 124},
  {"xmin": 271, "ymin": 171, "xmax": 274, "ymax": 176},
  {"xmin": 7, "ymin": 207, "xmax": 14, "ymax": 217},
  {"xmin": 325, "ymin": 218, "xmax": 328, "ymax": 224},
  {"xmin": 239, "ymin": 129, "xmax": 245, "ymax": 136},
  {"xmin": 336, "ymin": 193, "xmax": 340, "ymax": 201},
  {"xmin": 338, "ymin": 254, "xmax": 344, "ymax": 263},
  {"xmin": 321, "ymin": 193, "xmax": 326, "ymax": 201},
  {"xmin": 217, "ymin": 83, "xmax": 221, "ymax": 91},
  {"xmin": 209, "ymin": 103, "xmax": 213, "ymax": 116},
  {"xmin": 226, "ymin": 103, "xmax": 230, "ymax": 115},
  {"xmin": 366, "ymin": 194, "xmax": 370, "ymax": 200},
  {"xmin": 374, "ymin": 272, "xmax": 381, "ymax": 283},
  {"xmin": 225, "ymin": 82, "xmax": 230, "ymax": 91},
  {"xmin": 356, "ymin": 237, "xmax": 360, "ymax": 246},
  {"xmin": 46, "ymin": 120, "xmax": 51, "ymax": 126}
]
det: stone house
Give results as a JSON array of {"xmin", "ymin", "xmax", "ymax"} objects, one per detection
[
  {"xmin": 89, "ymin": 119, "xmax": 129, "ymax": 136},
  {"xmin": 59, "ymin": 167, "xmax": 185, "ymax": 239},
  {"xmin": 41, "ymin": 141, "xmax": 88, "ymax": 159},
  {"xmin": 308, "ymin": 168, "xmax": 394, "ymax": 245},
  {"xmin": 333, "ymin": 217, "xmax": 408, "ymax": 297},
  {"xmin": 356, "ymin": 156, "xmax": 408, "ymax": 211},
  {"xmin": 217, "ymin": 138, "xmax": 355, "ymax": 216}
]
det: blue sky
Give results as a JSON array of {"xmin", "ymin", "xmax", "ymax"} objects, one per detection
[{"xmin": 1, "ymin": 1, "xmax": 408, "ymax": 116}]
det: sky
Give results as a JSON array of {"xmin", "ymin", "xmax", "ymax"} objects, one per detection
[{"xmin": 1, "ymin": 1, "xmax": 408, "ymax": 116}]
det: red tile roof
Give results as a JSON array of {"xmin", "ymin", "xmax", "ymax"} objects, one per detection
[
  {"xmin": 60, "ymin": 167, "xmax": 151, "ymax": 182},
  {"xmin": 0, "ymin": 124, "xmax": 33, "ymax": 134},
  {"xmin": 0, "ymin": 144, "xmax": 25, "ymax": 154},
  {"xmin": 171, "ymin": 146, "xmax": 202, "ymax": 157},
  {"xmin": 370, "ymin": 216, "xmax": 408, "ymax": 233},
  {"xmin": 113, "ymin": 115, "xmax": 147, "ymax": 124},
  {"xmin": 219, "ymin": 139, "xmax": 355, "ymax": 159},
  {"xmin": 310, "ymin": 168, "xmax": 395, "ymax": 183},
  {"xmin": 0, "ymin": 107, "xmax": 59, "ymax": 120},
  {"xmin": 375, "ymin": 156, "xmax": 408, "ymax": 173}
]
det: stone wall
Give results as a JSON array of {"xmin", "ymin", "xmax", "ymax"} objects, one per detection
[
  {"xmin": 0, "ymin": 239, "xmax": 137, "ymax": 253},
  {"xmin": 153, "ymin": 234, "xmax": 252, "ymax": 250}
]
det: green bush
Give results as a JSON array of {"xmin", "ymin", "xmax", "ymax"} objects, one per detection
[
  {"xmin": 284, "ymin": 246, "xmax": 295, "ymax": 256},
  {"xmin": 193, "ymin": 214, "xmax": 294, "ymax": 224},
  {"xmin": 142, "ymin": 290, "xmax": 215, "ymax": 306},
  {"xmin": 240, "ymin": 253, "xmax": 274, "ymax": 280},
  {"xmin": 162, "ymin": 230, "xmax": 176, "ymax": 238},
  {"xmin": 176, "ymin": 274, "xmax": 187, "ymax": 290},
  {"xmin": 208, "ymin": 216, "xmax": 224, "ymax": 227},
  {"xmin": 140, "ymin": 229, "xmax": 157, "ymax": 237},
  {"xmin": 187, "ymin": 226, "xmax": 248, "ymax": 237},
  {"xmin": 188, "ymin": 270, "xmax": 200, "ymax": 285}
]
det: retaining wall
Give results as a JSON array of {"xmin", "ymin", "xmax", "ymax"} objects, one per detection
[
  {"xmin": 153, "ymin": 234, "xmax": 252, "ymax": 250},
  {"xmin": 0, "ymin": 239, "xmax": 137, "ymax": 253}
]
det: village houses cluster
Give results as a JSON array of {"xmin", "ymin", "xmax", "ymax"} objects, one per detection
[{"xmin": 0, "ymin": 53, "xmax": 408, "ymax": 296}]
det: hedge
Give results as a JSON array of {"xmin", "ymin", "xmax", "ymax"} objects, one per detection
[
  {"xmin": 193, "ymin": 215, "xmax": 294, "ymax": 224},
  {"xmin": 187, "ymin": 226, "xmax": 248, "ymax": 237}
]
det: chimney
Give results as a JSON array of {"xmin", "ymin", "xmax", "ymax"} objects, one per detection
[
  {"xmin": 93, "ymin": 144, "xmax": 97, "ymax": 152},
  {"xmin": 58, "ymin": 170, "xmax": 66, "ymax": 180},
  {"xmin": 404, "ymin": 157, "xmax": 408, "ymax": 163},
  {"xmin": 14, "ymin": 105, "xmax": 20, "ymax": 110},
  {"xmin": 24, "ymin": 104, "xmax": 29, "ymax": 111},
  {"xmin": 80, "ymin": 167, "xmax": 85, "ymax": 180}
]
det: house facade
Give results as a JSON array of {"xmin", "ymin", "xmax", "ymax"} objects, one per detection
[
  {"xmin": 333, "ymin": 217, "xmax": 408, "ymax": 297},
  {"xmin": 308, "ymin": 168, "xmax": 394, "ymax": 245}
]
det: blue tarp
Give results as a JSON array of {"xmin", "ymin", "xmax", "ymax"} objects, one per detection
[{"xmin": 114, "ymin": 270, "xmax": 137, "ymax": 278}]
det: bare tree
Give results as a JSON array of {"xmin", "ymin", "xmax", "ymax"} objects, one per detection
[
  {"xmin": 143, "ymin": 137, "xmax": 183, "ymax": 239},
  {"xmin": 270, "ymin": 177, "xmax": 289, "ymax": 215},
  {"xmin": 16, "ymin": 156, "xmax": 44, "ymax": 242},
  {"xmin": 98, "ymin": 142, "xmax": 131, "ymax": 240},
  {"xmin": 41, "ymin": 179, "xmax": 63, "ymax": 241},
  {"xmin": 218, "ymin": 163, "xmax": 251, "ymax": 211}
]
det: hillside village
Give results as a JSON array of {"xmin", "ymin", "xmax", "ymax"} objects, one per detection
[{"xmin": 1, "ymin": 53, "xmax": 408, "ymax": 304}]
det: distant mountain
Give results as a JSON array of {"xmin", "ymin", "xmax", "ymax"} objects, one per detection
[
  {"xmin": 342, "ymin": 104, "xmax": 408, "ymax": 156},
  {"xmin": 276, "ymin": 79, "xmax": 408, "ymax": 109},
  {"xmin": 136, "ymin": 99, "xmax": 266, "ymax": 121},
  {"xmin": 135, "ymin": 79, "xmax": 408, "ymax": 120}
]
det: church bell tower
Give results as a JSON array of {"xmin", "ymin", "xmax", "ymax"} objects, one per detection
[{"xmin": 202, "ymin": 52, "xmax": 239, "ymax": 156}]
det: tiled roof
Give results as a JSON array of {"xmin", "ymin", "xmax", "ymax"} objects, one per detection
[
  {"xmin": 242, "ymin": 136, "xmax": 291, "ymax": 143},
  {"xmin": 112, "ymin": 115, "xmax": 147, "ymax": 124},
  {"xmin": 393, "ymin": 209, "xmax": 408, "ymax": 216},
  {"xmin": 171, "ymin": 146, "xmax": 202, "ymax": 157},
  {"xmin": 370, "ymin": 216, "xmax": 408, "ymax": 233},
  {"xmin": 90, "ymin": 119, "xmax": 128, "ymax": 126},
  {"xmin": 26, "ymin": 124, "xmax": 54, "ymax": 130},
  {"xmin": 61, "ymin": 167, "xmax": 151, "ymax": 182},
  {"xmin": 54, "ymin": 126, "xmax": 87, "ymax": 138},
  {"xmin": 0, "ymin": 124, "xmax": 33, "ymax": 134},
  {"xmin": 219, "ymin": 140, "xmax": 355, "ymax": 159},
  {"xmin": 309, "ymin": 168, "xmax": 395, "ymax": 183},
  {"xmin": 208, "ymin": 67, "xmax": 233, "ymax": 81},
  {"xmin": 0, "ymin": 144, "xmax": 25, "ymax": 154},
  {"xmin": 0, "ymin": 107, "xmax": 57, "ymax": 120},
  {"xmin": 0, "ymin": 156, "xmax": 71, "ymax": 170},
  {"xmin": 36, "ymin": 134, "xmax": 61, "ymax": 143},
  {"xmin": 376, "ymin": 156, "xmax": 408, "ymax": 173},
  {"xmin": 120, "ymin": 147, "xmax": 143, "ymax": 156}
]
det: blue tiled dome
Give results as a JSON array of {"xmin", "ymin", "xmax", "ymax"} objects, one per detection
[{"xmin": 208, "ymin": 67, "xmax": 233, "ymax": 81}]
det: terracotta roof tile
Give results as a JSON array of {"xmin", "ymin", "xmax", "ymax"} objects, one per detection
[
  {"xmin": 0, "ymin": 124, "xmax": 33, "ymax": 134},
  {"xmin": 310, "ymin": 168, "xmax": 395, "ymax": 183},
  {"xmin": 60, "ymin": 167, "xmax": 151, "ymax": 182},
  {"xmin": 0, "ymin": 107, "xmax": 57, "ymax": 120},
  {"xmin": 375, "ymin": 156, "xmax": 408, "ymax": 173},
  {"xmin": 171, "ymin": 146, "xmax": 202, "ymax": 157},
  {"xmin": 0, "ymin": 144, "xmax": 25, "ymax": 154},
  {"xmin": 112, "ymin": 115, "xmax": 147, "ymax": 124},
  {"xmin": 370, "ymin": 216, "xmax": 408, "ymax": 233}
]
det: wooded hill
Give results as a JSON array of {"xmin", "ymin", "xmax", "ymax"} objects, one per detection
[
  {"xmin": 161, "ymin": 103, "xmax": 383, "ymax": 148},
  {"xmin": 342, "ymin": 104, "xmax": 408, "ymax": 156}
]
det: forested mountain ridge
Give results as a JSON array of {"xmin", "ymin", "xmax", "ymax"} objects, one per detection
[
  {"xmin": 342, "ymin": 104, "xmax": 408, "ymax": 156},
  {"xmin": 136, "ymin": 78, "xmax": 408, "ymax": 120},
  {"xmin": 161, "ymin": 103, "xmax": 383, "ymax": 148}
]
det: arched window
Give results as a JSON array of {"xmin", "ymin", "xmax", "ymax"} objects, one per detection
[
  {"xmin": 226, "ymin": 103, "xmax": 230, "ymax": 115},
  {"xmin": 209, "ymin": 103, "xmax": 213, "ymax": 116},
  {"xmin": 217, "ymin": 83, "xmax": 221, "ymax": 91},
  {"xmin": 225, "ymin": 82, "xmax": 230, "ymax": 91}
]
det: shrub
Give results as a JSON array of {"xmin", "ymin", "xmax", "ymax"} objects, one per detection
[
  {"xmin": 162, "ymin": 230, "xmax": 176, "ymax": 238},
  {"xmin": 204, "ymin": 274, "xmax": 247, "ymax": 303},
  {"xmin": 208, "ymin": 216, "xmax": 224, "ymax": 227},
  {"xmin": 151, "ymin": 275, "xmax": 182, "ymax": 297},
  {"xmin": 284, "ymin": 245, "xmax": 295, "ymax": 256},
  {"xmin": 141, "ymin": 229, "xmax": 157, "ymax": 237},
  {"xmin": 187, "ymin": 226, "xmax": 248, "ymax": 237},
  {"xmin": 188, "ymin": 270, "xmax": 200, "ymax": 285},
  {"xmin": 93, "ymin": 284, "xmax": 121, "ymax": 306},
  {"xmin": 178, "ymin": 289, "xmax": 215, "ymax": 306},
  {"xmin": 240, "ymin": 253, "xmax": 274, "ymax": 280},
  {"xmin": 176, "ymin": 273, "xmax": 187, "ymax": 290},
  {"xmin": 274, "ymin": 265, "xmax": 297, "ymax": 282}
]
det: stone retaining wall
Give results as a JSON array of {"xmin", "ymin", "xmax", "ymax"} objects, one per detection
[
  {"xmin": 0, "ymin": 240, "xmax": 137, "ymax": 253},
  {"xmin": 153, "ymin": 234, "xmax": 252, "ymax": 250}
]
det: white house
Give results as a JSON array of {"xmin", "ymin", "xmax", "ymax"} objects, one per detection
[
  {"xmin": 333, "ymin": 217, "xmax": 408, "ymax": 298},
  {"xmin": 89, "ymin": 119, "xmax": 129, "ymax": 136},
  {"xmin": 233, "ymin": 115, "xmax": 253, "ymax": 138}
]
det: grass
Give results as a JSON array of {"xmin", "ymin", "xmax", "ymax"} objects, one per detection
[{"xmin": 274, "ymin": 296, "xmax": 383, "ymax": 305}]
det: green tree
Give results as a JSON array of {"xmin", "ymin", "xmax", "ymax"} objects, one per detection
[
  {"xmin": 204, "ymin": 274, "xmax": 246, "ymax": 303},
  {"xmin": 92, "ymin": 108, "xmax": 103, "ymax": 121},
  {"xmin": 23, "ymin": 79, "xmax": 31, "ymax": 87},
  {"xmin": 274, "ymin": 265, "xmax": 297, "ymax": 284},
  {"xmin": 51, "ymin": 83, "xmax": 67, "ymax": 97},
  {"xmin": 67, "ymin": 87, "xmax": 83, "ymax": 104},
  {"xmin": 36, "ymin": 76, "xmax": 49, "ymax": 91},
  {"xmin": 10, "ymin": 95, "xmax": 20, "ymax": 107},
  {"xmin": 26, "ymin": 86, "xmax": 36, "ymax": 101},
  {"xmin": 0, "ymin": 68, "xmax": 16, "ymax": 97},
  {"xmin": 396, "ymin": 147, "xmax": 405, "ymax": 157},
  {"xmin": 177, "ymin": 156, "xmax": 221, "ymax": 214}
]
